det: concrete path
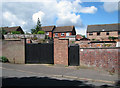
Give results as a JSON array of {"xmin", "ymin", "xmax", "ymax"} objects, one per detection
[{"xmin": 1, "ymin": 63, "xmax": 119, "ymax": 87}]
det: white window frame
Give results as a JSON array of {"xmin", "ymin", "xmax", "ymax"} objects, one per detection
[
  {"xmin": 61, "ymin": 33, "xmax": 64, "ymax": 36},
  {"xmin": 66, "ymin": 33, "xmax": 69, "ymax": 36},
  {"xmin": 55, "ymin": 33, "xmax": 58, "ymax": 37},
  {"xmin": 46, "ymin": 32, "xmax": 49, "ymax": 35},
  {"xmin": 89, "ymin": 33, "xmax": 93, "ymax": 36}
]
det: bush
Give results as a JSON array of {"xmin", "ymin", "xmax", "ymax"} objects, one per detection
[
  {"xmin": 12, "ymin": 31, "xmax": 21, "ymax": 34},
  {"xmin": 0, "ymin": 56, "xmax": 9, "ymax": 63},
  {"xmin": 32, "ymin": 37, "xmax": 38, "ymax": 40},
  {"xmin": 37, "ymin": 31, "xmax": 45, "ymax": 34}
]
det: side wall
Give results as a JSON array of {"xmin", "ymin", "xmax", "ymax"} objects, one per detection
[
  {"xmin": 87, "ymin": 31, "xmax": 118, "ymax": 41},
  {"xmin": 53, "ymin": 32, "xmax": 72, "ymax": 38},
  {"xmin": 80, "ymin": 48, "xmax": 120, "ymax": 73},
  {"xmin": 54, "ymin": 38, "xmax": 69, "ymax": 65},
  {"xmin": 2, "ymin": 39, "xmax": 25, "ymax": 64}
]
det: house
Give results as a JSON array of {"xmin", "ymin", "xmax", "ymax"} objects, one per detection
[
  {"xmin": 90, "ymin": 41, "xmax": 116, "ymax": 48},
  {"xmin": 53, "ymin": 26, "xmax": 76, "ymax": 38},
  {"xmin": 87, "ymin": 23, "xmax": 120, "ymax": 41},
  {"xmin": 75, "ymin": 38, "xmax": 90, "ymax": 48},
  {"xmin": 41, "ymin": 26, "xmax": 55, "ymax": 38},
  {"xmin": 1, "ymin": 26, "xmax": 24, "ymax": 34},
  {"xmin": 76, "ymin": 34, "xmax": 83, "ymax": 41},
  {"xmin": 66, "ymin": 35, "xmax": 76, "ymax": 41}
]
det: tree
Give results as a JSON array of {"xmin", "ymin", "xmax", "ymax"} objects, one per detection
[
  {"xmin": 108, "ymin": 36, "xmax": 112, "ymax": 41},
  {"xmin": 82, "ymin": 35, "xmax": 86, "ymax": 38},
  {"xmin": 31, "ymin": 29, "xmax": 36, "ymax": 34},
  {"xmin": 0, "ymin": 29, "xmax": 7, "ymax": 34},
  {"xmin": 108, "ymin": 36, "xmax": 116, "ymax": 41},
  {"xmin": 31, "ymin": 18, "xmax": 42, "ymax": 34}
]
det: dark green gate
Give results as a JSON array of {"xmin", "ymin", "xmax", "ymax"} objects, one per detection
[
  {"xmin": 68, "ymin": 44, "xmax": 79, "ymax": 66},
  {"xmin": 25, "ymin": 43, "xmax": 54, "ymax": 64}
]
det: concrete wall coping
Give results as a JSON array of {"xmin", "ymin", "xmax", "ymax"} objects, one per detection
[{"xmin": 80, "ymin": 47, "xmax": 120, "ymax": 49}]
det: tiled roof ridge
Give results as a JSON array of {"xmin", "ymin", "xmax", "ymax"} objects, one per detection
[{"xmin": 88, "ymin": 23, "xmax": 120, "ymax": 26}]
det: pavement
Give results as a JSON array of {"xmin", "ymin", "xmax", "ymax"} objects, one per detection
[{"xmin": 1, "ymin": 63, "xmax": 119, "ymax": 87}]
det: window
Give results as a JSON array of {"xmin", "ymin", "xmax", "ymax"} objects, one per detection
[
  {"xmin": 89, "ymin": 33, "xmax": 93, "ymax": 36},
  {"xmin": 106, "ymin": 32, "xmax": 109, "ymax": 35},
  {"xmin": 61, "ymin": 33, "xmax": 64, "ymax": 36},
  {"xmin": 97, "ymin": 32, "xmax": 100, "ymax": 36},
  {"xmin": 66, "ymin": 33, "xmax": 69, "ymax": 36},
  {"xmin": 118, "ymin": 31, "xmax": 120, "ymax": 35},
  {"xmin": 46, "ymin": 32, "xmax": 49, "ymax": 35},
  {"xmin": 55, "ymin": 33, "xmax": 58, "ymax": 37}
]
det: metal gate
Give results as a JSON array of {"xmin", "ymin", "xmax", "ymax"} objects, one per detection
[
  {"xmin": 25, "ymin": 43, "xmax": 54, "ymax": 64},
  {"xmin": 68, "ymin": 44, "xmax": 79, "ymax": 66}
]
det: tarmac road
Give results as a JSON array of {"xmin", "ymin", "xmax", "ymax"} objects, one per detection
[{"xmin": 1, "ymin": 63, "xmax": 119, "ymax": 87}]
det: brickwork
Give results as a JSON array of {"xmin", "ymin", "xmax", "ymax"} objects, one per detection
[
  {"xmin": 53, "ymin": 32, "xmax": 72, "ymax": 38},
  {"xmin": 80, "ymin": 48, "xmax": 120, "ymax": 73},
  {"xmin": 1, "ymin": 39, "xmax": 25, "ymax": 64},
  {"xmin": 48, "ymin": 32, "xmax": 52, "ymax": 38},
  {"xmin": 118, "ymin": 49, "xmax": 120, "ymax": 79},
  {"xmin": 87, "ymin": 31, "xmax": 119, "ymax": 41},
  {"xmin": 54, "ymin": 38, "xmax": 69, "ymax": 65}
]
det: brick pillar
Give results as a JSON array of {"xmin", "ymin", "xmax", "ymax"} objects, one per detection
[{"xmin": 54, "ymin": 38, "xmax": 69, "ymax": 65}]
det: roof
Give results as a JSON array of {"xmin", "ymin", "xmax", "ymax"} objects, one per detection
[
  {"xmin": 41, "ymin": 26, "xmax": 55, "ymax": 32},
  {"xmin": 1, "ymin": 26, "xmax": 21, "ymax": 32},
  {"xmin": 53, "ymin": 26, "xmax": 75, "ymax": 33},
  {"xmin": 80, "ymin": 38, "xmax": 90, "ymax": 41},
  {"xmin": 87, "ymin": 23, "xmax": 120, "ymax": 32}
]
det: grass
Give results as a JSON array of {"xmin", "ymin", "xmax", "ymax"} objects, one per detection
[
  {"xmin": 65, "ymin": 65, "xmax": 69, "ymax": 67},
  {"xmin": 76, "ymin": 65, "xmax": 91, "ymax": 70},
  {"xmin": 48, "ymin": 64, "xmax": 54, "ymax": 66}
]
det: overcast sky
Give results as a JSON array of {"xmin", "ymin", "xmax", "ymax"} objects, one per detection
[{"xmin": 1, "ymin": 0, "xmax": 120, "ymax": 35}]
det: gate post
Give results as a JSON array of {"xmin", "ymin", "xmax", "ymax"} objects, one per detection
[{"xmin": 54, "ymin": 38, "xmax": 69, "ymax": 66}]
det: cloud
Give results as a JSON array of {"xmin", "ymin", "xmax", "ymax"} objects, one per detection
[
  {"xmin": 103, "ymin": 2, "xmax": 119, "ymax": 12},
  {"xmin": 56, "ymin": 0, "xmax": 97, "ymax": 27},
  {"xmin": 2, "ymin": 0, "xmax": 98, "ymax": 33},
  {"xmin": 100, "ymin": 0, "xmax": 120, "ymax": 2},
  {"xmin": 32, "ymin": 11, "xmax": 45, "ymax": 24},
  {"xmin": 3, "ymin": 11, "xmax": 26, "ymax": 27},
  {"xmin": 79, "ymin": 6, "xmax": 97, "ymax": 13},
  {"xmin": 76, "ymin": 26, "xmax": 87, "ymax": 35},
  {"xmin": 100, "ymin": 0, "xmax": 120, "ymax": 12}
]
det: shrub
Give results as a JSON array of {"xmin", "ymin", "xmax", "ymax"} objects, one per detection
[
  {"xmin": 32, "ymin": 37, "xmax": 38, "ymax": 40},
  {"xmin": 92, "ymin": 39, "xmax": 95, "ymax": 41},
  {"xmin": 72, "ymin": 41, "xmax": 75, "ymax": 44},
  {"xmin": 12, "ymin": 31, "xmax": 21, "ymax": 34},
  {"xmin": 0, "ymin": 56, "xmax": 9, "ymax": 63},
  {"xmin": 0, "ymin": 29, "xmax": 7, "ymax": 34},
  {"xmin": 37, "ymin": 31, "xmax": 45, "ymax": 34}
]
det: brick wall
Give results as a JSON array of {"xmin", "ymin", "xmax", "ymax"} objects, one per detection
[
  {"xmin": 87, "ymin": 31, "xmax": 119, "ymax": 41},
  {"xmin": 80, "ymin": 48, "xmax": 120, "ymax": 73},
  {"xmin": 53, "ymin": 32, "xmax": 72, "ymax": 38},
  {"xmin": 1, "ymin": 38, "xmax": 26, "ymax": 64},
  {"xmin": 54, "ymin": 38, "xmax": 69, "ymax": 65},
  {"xmin": 48, "ymin": 32, "xmax": 52, "ymax": 38},
  {"xmin": 118, "ymin": 49, "xmax": 120, "ymax": 79}
]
